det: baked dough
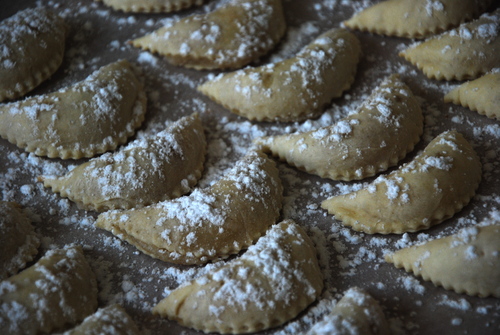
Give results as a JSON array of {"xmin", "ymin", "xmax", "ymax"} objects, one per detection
[
  {"xmin": 153, "ymin": 219, "xmax": 324, "ymax": 334},
  {"xmin": 0, "ymin": 245, "xmax": 98, "ymax": 334},
  {"xmin": 0, "ymin": 8, "xmax": 66, "ymax": 102},
  {"xmin": 444, "ymin": 69, "xmax": 500, "ymax": 121},
  {"xmin": 40, "ymin": 113, "xmax": 206, "ymax": 212},
  {"xmin": 0, "ymin": 60, "xmax": 147, "ymax": 159},
  {"xmin": 131, "ymin": 0, "xmax": 286, "ymax": 70},
  {"xmin": 343, "ymin": 0, "xmax": 493, "ymax": 39},
  {"xmin": 400, "ymin": 9, "xmax": 500, "ymax": 80},
  {"xmin": 322, "ymin": 130, "xmax": 482, "ymax": 234},
  {"xmin": 256, "ymin": 74, "xmax": 423, "ymax": 180},
  {"xmin": 58, "ymin": 304, "xmax": 141, "ymax": 335},
  {"xmin": 97, "ymin": 0, "xmax": 203, "ymax": 13},
  {"xmin": 197, "ymin": 28, "xmax": 361, "ymax": 122},
  {"xmin": 96, "ymin": 151, "xmax": 283, "ymax": 265},
  {"xmin": 385, "ymin": 224, "xmax": 500, "ymax": 298},
  {"xmin": 0, "ymin": 202, "xmax": 39, "ymax": 280},
  {"xmin": 306, "ymin": 287, "xmax": 390, "ymax": 335}
]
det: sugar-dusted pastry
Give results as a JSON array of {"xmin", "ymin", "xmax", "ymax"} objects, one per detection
[
  {"xmin": 131, "ymin": 0, "xmax": 286, "ymax": 70},
  {"xmin": 306, "ymin": 287, "xmax": 390, "ymax": 335},
  {"xmin": 0, "ymin": 245, "xmax": 98, "ymax": 334},
  {"xmin": 0, "ymin": 60, "xmax": 147, "ymax": 159},
  {"xmin": 153, "ymin": 219, "xmax": 323, "ymax": 334},
  {"xmin": 256, "ymin": 74, "xmax": 423, "ymax": 180},
  {"xmin": 0, "ymin": 8, "xmax": 66, "ymax": 102},
  {"xmin": 444, "ymin": 69, "xmax": 500, "ymax": 121},
  {"xmin": 322, "ymin": 130, "xmax": 482, "ymax": 234},
  {"xmin": 40, "ymin": 114, "xmax": 206, "ymax": 212},
  {"xmin": 96, "ymin": 151, "xmax": 283, "ymax": 265},
  {"xmin": 343, "ymin": 0, "xmax": 493, "ymax": 39},
  {"xmin": 97, "ymin": 0, "xmax": 203, "ymax": 13},
  {"xmin": 58, "ymin": 304, "xmax": 141, "ymax": 335},
  {"xmin": 198, "ymin": 28, "xmax": 361, "ymax": 122},
  {"xmin": 386, "ymin": 224, "xmax": 500, "ymax": 298},
  {"xmin": 400, "ymin": 9, "xmax": 500, "ymax": 80},
  {"xmin": 0, "ymin": 202, "xmax": 39, "ymax": 280}
]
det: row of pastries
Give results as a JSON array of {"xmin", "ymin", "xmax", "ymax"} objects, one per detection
[{"xmin": 1, "ymin": 0, "xmax": 499, "ymax": 334}]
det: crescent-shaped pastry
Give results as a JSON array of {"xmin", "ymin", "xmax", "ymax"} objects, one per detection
[
  {"xmin": 40, "ymin": 113, "xmax": 206, "ymax": 212},
  {"xmin": 321, "ymin": 130, "xmax": 482, "ymax": 234},
  {"xmin": 255, "ymin": 74, "xmax": 423, "ymax": 180},
  {"xmin": 97, "ymin": 0, "xmax": 203, "ymax": 13},
  {"xmin": 0, "ymin": 60, "xmax": 147, "ymax": 159},
  {"xmin": 343, "ymin": 0, "xmax": 493, "ymax": 39},
  {"xmin": 400, "ymin": 9, "xmax": 500, "ymax": 80},
  {"xmin": 197, "ymin": 28, "xmax": 361, "ymax": 122},
  {"xmin": 131, "ymin": 0, "xmax": 286, "ymax": 70},
  {"xmin": 0, "ymin": 202, "xmax": 39, "ymax": 280},
  {"xmin": 306, "ymin": 287, "xmax": 390, "ymax": 335},
  {"xmin": 59, "ymin": 304, "xmax": 141, "ymax": 335},
  {"xmin": 385, "ymin": 224, "xmax": 500, "ymax": 298},
  {"xmin": 0, "ymin": 245, "xmax": 98, "ymax": 334},
  {"xmin": 0, "ymin": 8, "xmax": 66, "ymax": 102},
  {"xmin": 444, "ymin": 70, "xmax": 500, "ymax": 121},
  {"xmin": 153, "ymin": 219, "xmax": 324, "ymax": 334},
  {"xmin": 95, "ymin": 151, "xmax": 283, "ymax": 265}
]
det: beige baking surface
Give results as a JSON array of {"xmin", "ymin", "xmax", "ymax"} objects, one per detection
[{"xmin": 1, "ymin": 0, "xmax": 499, "ymax": 334}]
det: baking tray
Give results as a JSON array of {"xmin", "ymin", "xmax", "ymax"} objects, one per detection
[{"xmin": 1, "ymin": 0, "xmax": 499, "ymax": 334}]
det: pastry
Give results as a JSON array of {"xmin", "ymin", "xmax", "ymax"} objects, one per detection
[
  {"xmin": 256, "ymin": 74, "xmax": 423, "ymax": 180},
  {"xmin": 40, "ymin": 113, "xmax": 206, "ymax": 212},
  {"xmin": 306, "ymin": 287, "xmax": 390, "ymax": 335},
  {"xmin": 0, "ymin": 202, "xmax": 39, "ymax": 280},
  {"xmin": 97, "ymin": 0, "xmax": 204, "ymax": 13},
  {"xmin": 0, "ymin": 8, "xmax": 66, "ymax": 102},
  {"xmin": 400, "ymin": 9, "xmax": 500, "ymax": 80},
  {"xmin": 444, "ymin": 69, "xmax": 500, "ymax": 120},
  {"xmin": 344, "ymin": 0, "xmax": 493, "ymax": 39},
  {"xmin": 322, "ymin": 130, "xmax": 482, "ymax": 234},
  {"xmin": 198, "ymin": 28, "xmax": 361, "ymax": 122},
  {"xmin": 153, "ymin": 220, "xmax": 324, "ymax": 334},
  {"xmin": 0, "ymin": 245, "xmax": 98, "ymax": 334},
  {"xmin": 386, "ymin": 224, "xmax": 500, "ymax": 298},
  {"xmin": 0, "ymin": 60, "xmax": 147, "ymax": 159},
  {"xmin": 96, "ymin": 151, "xmax": 283, "ymax": 265},
  {"xmin": 131, "ymin": 0, "xmax": 286, "ymax": 70}
]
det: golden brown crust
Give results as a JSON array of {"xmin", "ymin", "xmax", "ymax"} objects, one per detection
[
  {"xmin": 386, "ymin": 224, "xmax": 500, "ymax": 298},
  {"xmin": 40, "ymin": 114, "xmax": 206, "ymax": 212},
  {"xmin": 153, "ymin": 220, "xmax": 324, "ymax": 334},
  {"xmin": 322, "ymin": 131, "xmax": 482, "ymax": 234},
  {"xmin": 0, "ymin": 60, "xmax": 147, "ymax": 159},
  {"xmin": 198, "ymin": 28, "xmax": 361, "ymax": 122},
  {"xmin": 98, "ymin": 0, "xmax": 204, "ymax": 13},
  {"xmin": 256, "ymin": 74, "xmax": 423, "ymax": 180},
  {"xmin": 131, "ymin": 0, "xmax": 286, "ymax": 70},
  {"xmin": 96, "ymin": 151, "xmax": 283, "ymax": 265}
]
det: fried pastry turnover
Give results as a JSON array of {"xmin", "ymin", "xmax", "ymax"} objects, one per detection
[
  {"xmin": 343, "ymin": 0, "xmax": 493, "ymax": 39},
  {"xmin": 96, "ymin": 151, "xmax": 283, "ymax": 265},
  {"xmin": 198, "ymin": 28, "xmax": 361, "ymax": 122},
  {"xmin": 0, "ymin": 8, "xmax": 66, "ymax": 102},
  {"xmin": 0, "ymin": 202, "xmax": 39, "ymax": 280},
  {"xmin": 322, "ymin": 130, "xmax": 482, "ymax": 234},
  {"xmin": 444, "ymin": 69, "xmax": 500, "ymax": 121},
  {"xmin": 306, "ymin": 287, "xmax": 390, "ymax": 335},
  {"xmin": 153, "ymin": 220, "xmax": 323, "ymax": 334},
  {"xmin": 40, "ymin": 114, "xmax": 206, "ymax": 212},
  {"xmin": 0, "ymin": 245, "xmax": 98, "ymax": 335},
  {"xmin": 0, "ymin": 60, "xmax": 147, "ymax": 159},
  {"xmin": 97, "ymin": 0, "xmax": 204, "ymax": 13},
  {"xmin": 131, "ymin": 0, "xmax": 286, "ymax": 70},
  {"xmin": 400, "ymin": 9, "xmax": 500, "ymax": 80},
  {"xmin": 256, "ymin": 74, "xmax": 423, "ymax": 180},
  {"xmin": 386, "ymin": 224, "xmax": 500, "ymax": 298}
]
